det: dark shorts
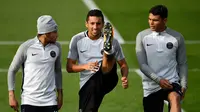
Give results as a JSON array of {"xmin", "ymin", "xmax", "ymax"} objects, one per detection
[
  {"xmin": 143, "ymin": 83, "xmax": 182, "ymax": 112},
  {"xmin": 79, "ymin": 63, "xmax": 118, "ymax": 112},
  {"xmin": 21, "ymin": 105, "xmax": 58, "ymax": 112}
]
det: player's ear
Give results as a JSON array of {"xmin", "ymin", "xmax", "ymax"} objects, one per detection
[
  {"xmin": 85, "ymin": 21, "xmax": 88, "ymax": 28},
  {"xmin": 163, "ymin": 18, "xmax": 167, "ymax": 24},
  {"xmin": 44, "ymin": 33, "xmax": 49, "ymax": 38}
]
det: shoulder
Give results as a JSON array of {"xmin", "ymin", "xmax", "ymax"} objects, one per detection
[
  {"xmin": 112, "ymin": 38, "xmax": 122, "ymax": 48},
  {"xmin": 55, "ymin": 42, "xmax": 61, "ymax": 49},
  {"xmin": 71, "ymin": 31, "xmax": 87, "ymax": 42},
  {"xmin": 112, "ymin": 38, "xmax": 120, "ymax": 45},
  {"xmin": 19, "ymin": 37, "xmax": 36, "ymax": 50},
  {"xmin": 166, "ymin": 28, "xmax": 184, "ymax": 44},
  {"xmin": 166, "ymin": 27, "xmax": 183, "ymax": 37}
]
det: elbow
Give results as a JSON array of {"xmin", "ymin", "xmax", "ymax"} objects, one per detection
[
  {"xmin": 138, "ymin": 64, "xmax": 143, "ymax": 70},
  {"xmin": 66, "ymin": 66, "xmax": 74, "ymax": 73},
  {"xmin": 66, "ymin": 67, "xmax": 73, "ymax": 73},
  {"xmin": 66, "ymin": 60, "xmax": 76, "ymax": 73},
  {"xmin": 138, "ymin": 64, "xmax": 146, "ymax": 73},
  {"xmin": 66, "ymin": 63, "xmax": 72, "ymax": 73},
  {"xmin": 8, "ymin": 69, "xmax": 16, "ymax": 77}
]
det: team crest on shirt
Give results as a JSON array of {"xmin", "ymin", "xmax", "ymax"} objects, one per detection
[
  {"xmin": 166, "ymin": 42, "xmax": 173, "ymax": 49},
  {"xmin": 50, "ymin": 51, "xmax": 56, "ymax": 58}
]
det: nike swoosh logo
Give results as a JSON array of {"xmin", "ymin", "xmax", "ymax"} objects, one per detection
[
  {"xmin": 32, "ymin": 53, "xmax": 38, "ymax": 56},
  {"xmin": 146, "ymin": 44, "xmax": 153, "ymax": 46},
  {"xmin": 80, "ymin": 50, "xmax": 87, "ymax": 53}
]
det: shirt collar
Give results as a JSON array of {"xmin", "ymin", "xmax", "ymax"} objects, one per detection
[
  {"xmin": 34, "ymin": 36, "xmax": 42, "ymax": 44},
  {"xmin": 152, "ymin": 27, "xmax": 168, "ymax": 36}
]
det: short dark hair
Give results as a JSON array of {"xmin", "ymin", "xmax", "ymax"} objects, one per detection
[
  {"xmin": 86, "ymin": 9, "xmax": 104, "ymax": 22},
  {"xmin": 149, "ymin": 5, "xmax": 168, "ymax": 19}
]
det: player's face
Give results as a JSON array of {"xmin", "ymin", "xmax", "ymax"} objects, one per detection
[
  {"xmin": 86, "ymin": 16, "xmax": 104, "ymax": 38},
  {"xmin": 148, "ymin": 13, "xmax": 167, "ymax": 32},
  {"xmin": 45, "ymin": 31, "xmax": 58, "ymax": 43}
]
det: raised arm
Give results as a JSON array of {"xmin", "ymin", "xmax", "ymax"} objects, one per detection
[
  {"xmin": 67, "ymin": 58, "xmax": 86, "ymax": 73},
  {"xmin": 66, "ymin": 36, "xmax": 98, "ymax": 73},
  {"xmin": 66, "ymin": 36, "xmax": 86, "ymax": 73}
]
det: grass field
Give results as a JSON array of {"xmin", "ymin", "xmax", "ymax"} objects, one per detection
[{"xmin": 0, "ymin": 0, "xmax": 200, "ymax": 111}]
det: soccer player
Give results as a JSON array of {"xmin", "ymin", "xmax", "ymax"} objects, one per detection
[
  {"xmin": 8, "ymin": 15, "xmax": 63, "ymax": 112},
  {"xmin": 67, "ymin": 9, "xmax": 129, "ymax": 112},
  {"xmin": 135, "ymin": 5, "xmax": 188, "ymax": 112}
]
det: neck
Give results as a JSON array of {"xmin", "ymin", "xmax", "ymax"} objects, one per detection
[
  {"xmin": 157, "ymin": 26, "xmax": 167, "ymax": 32},
  {"xmin": 87, "ymin": 31, "xmax": 101, "ymax": 40},
  {"xmin": 38, "ymin": 35, "xmax": 48, "ymax": 46}
]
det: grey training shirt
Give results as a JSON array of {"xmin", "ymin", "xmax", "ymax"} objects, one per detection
[
  {"xmin": 8, "ymin": 37, "xmax": 62, "ymax": 106},
  {"xmin": 135, "ymin": 28, "xmax": 188, "ymax": 97},
  {"xmin": 68, "ymin": 31, "xmax": 125, "ymax": 88}
]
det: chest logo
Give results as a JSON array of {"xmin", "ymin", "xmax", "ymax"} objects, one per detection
[
  {"xmin": 50, "ymin": 51, "xmax": 56, "ymax": 58},
  {"xmin": 80, "ymin": 50, "xmax": 87, "ymax": 53},
  {"xmin": 146, "ymin": 44, "xmax": 153, "ymax": 46},
  {"xmin": 32, "ymin": 53, "xmax": 38, "ymax": 56},
  {"xmin": 166, "ymin": 42, "xmax": 173, "ymax": 49}
]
